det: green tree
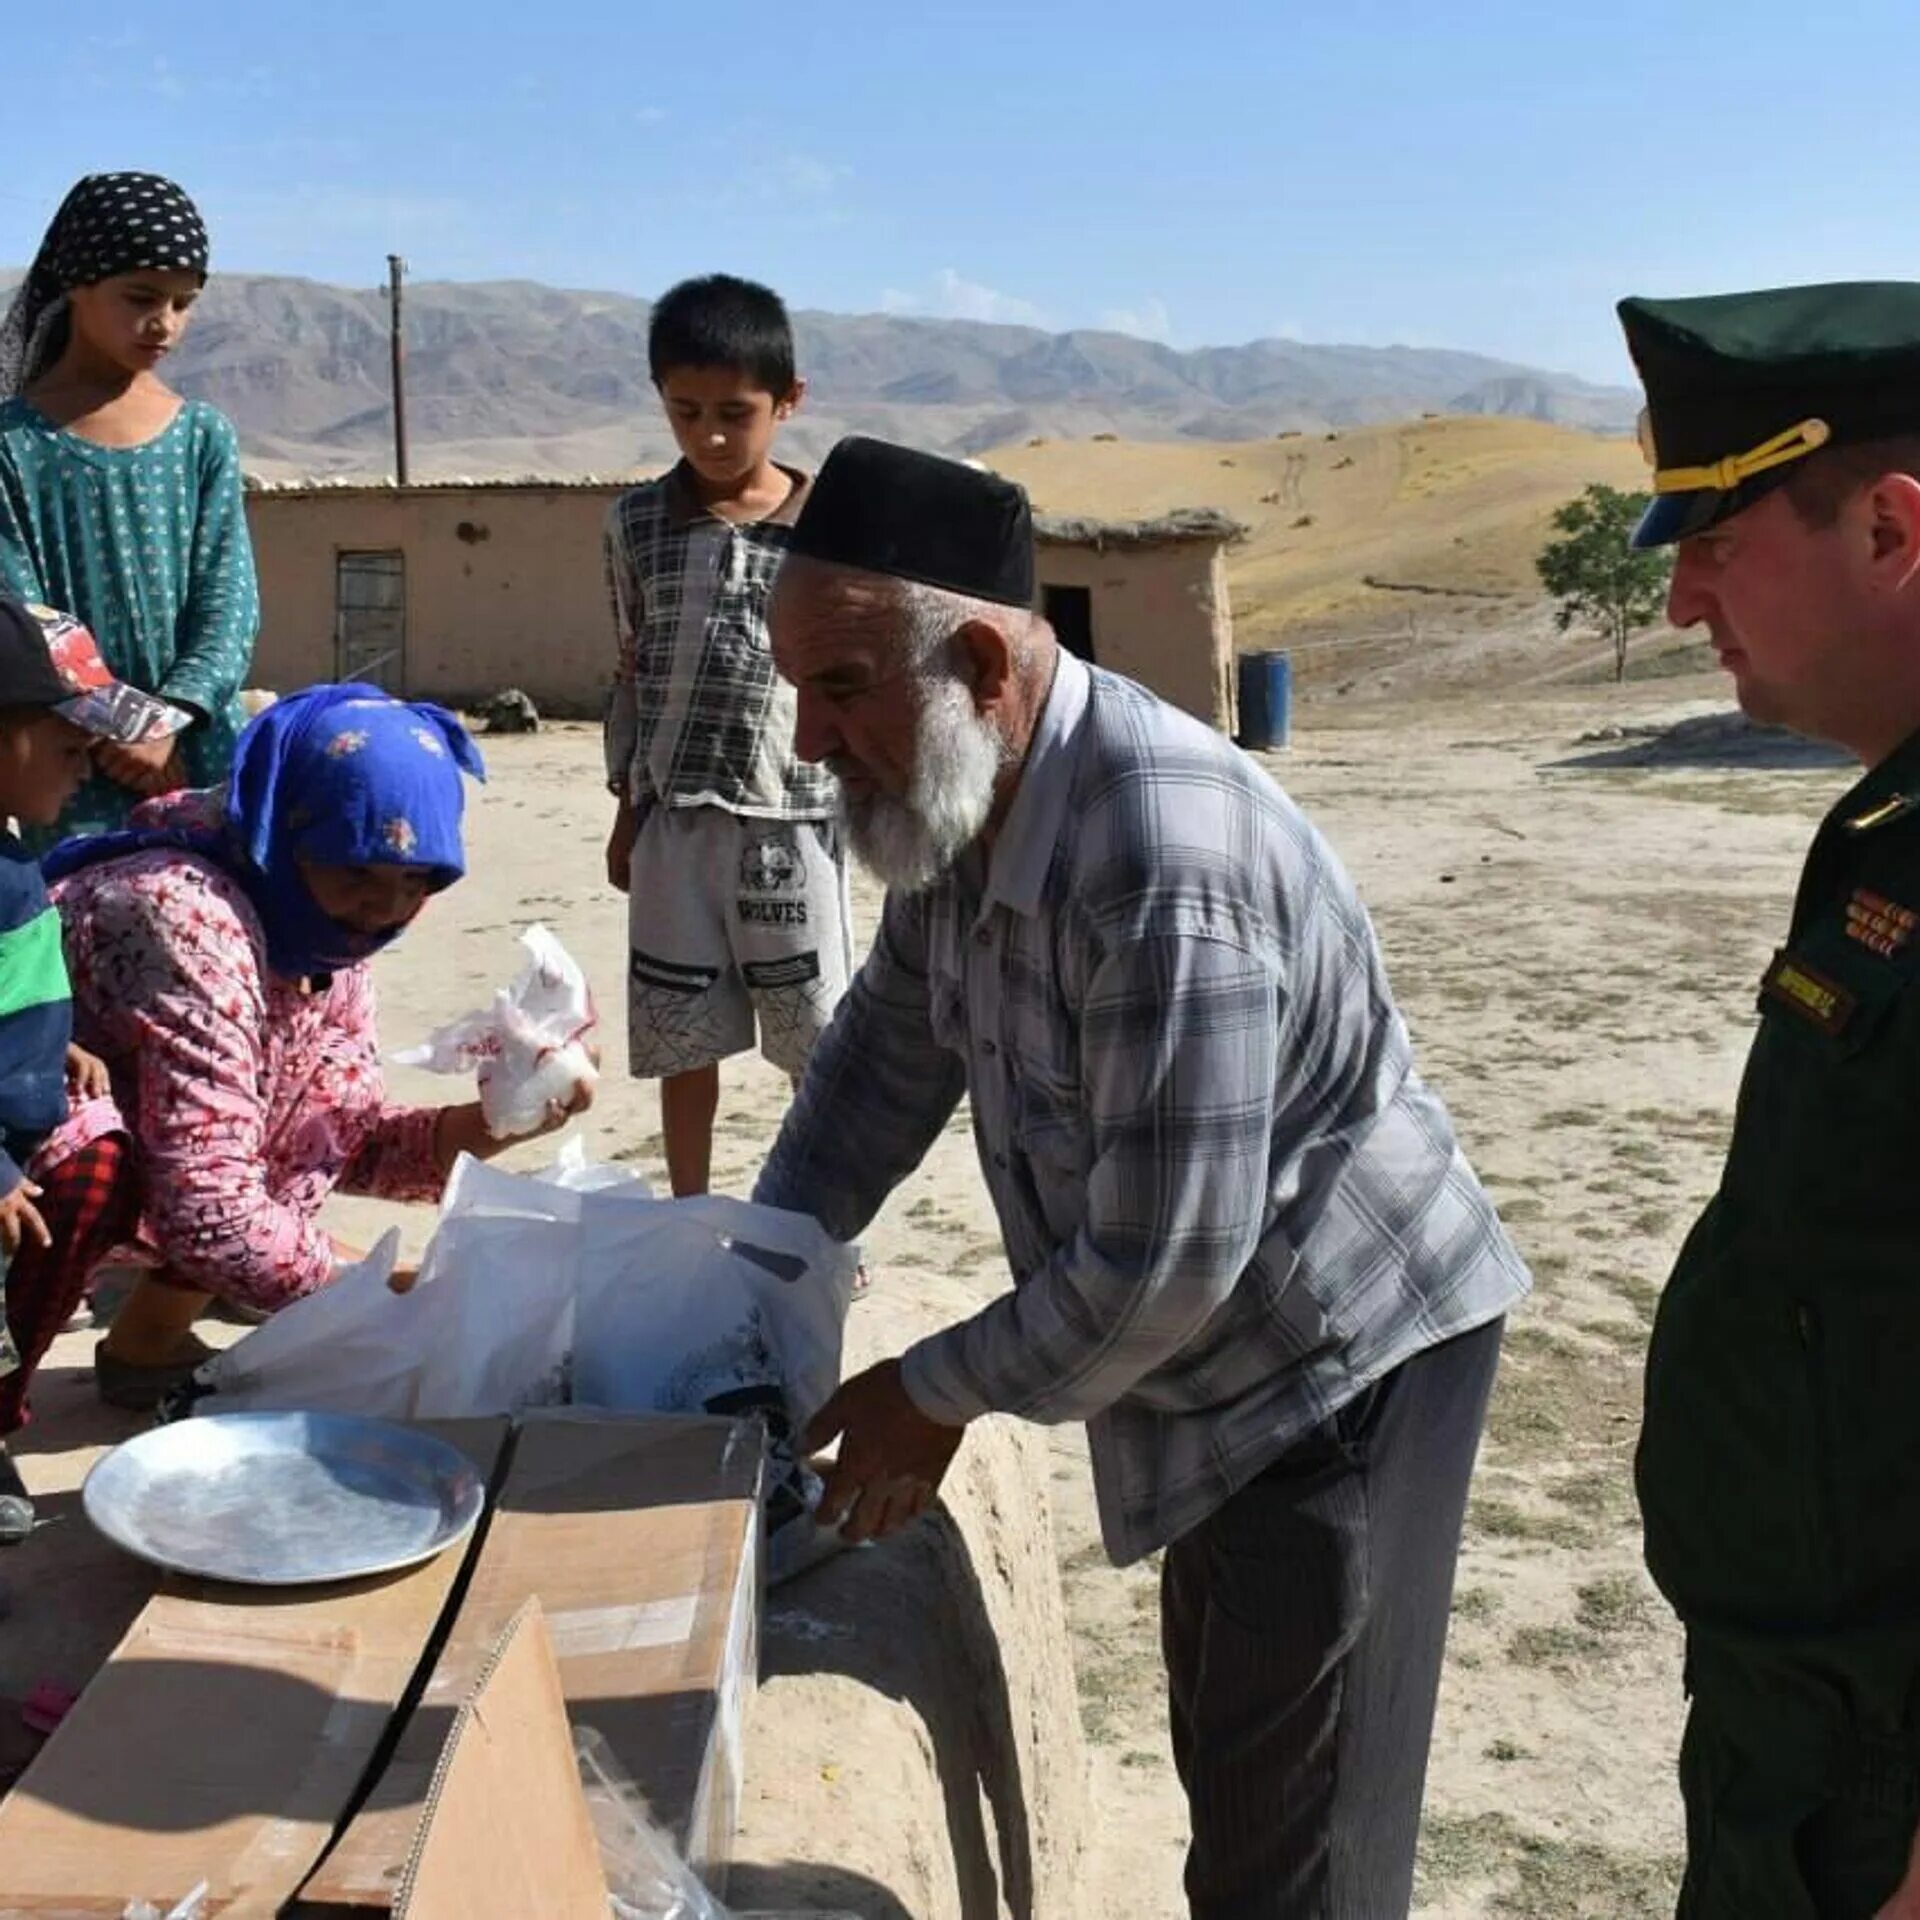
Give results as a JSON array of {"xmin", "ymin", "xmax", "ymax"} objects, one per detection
[{"xmin": 1536, "ymin": 484, "xmax": 1674, "ymax": 683}]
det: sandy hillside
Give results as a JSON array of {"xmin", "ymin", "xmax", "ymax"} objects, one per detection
[
  {"xmin": 988, "ymin": 417, "xmax": 1648, "ymax": 623},
  {"xmin": 1, "ymin": 665, "xmax": 1850, "ymax": 1916},
  {"xmin": 987, "ymin": 418, "xmax": 1662, "ymax": 696}
]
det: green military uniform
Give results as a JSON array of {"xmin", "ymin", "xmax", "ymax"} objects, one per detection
[{"xmin": 1626, "ymin": 285, "xmax": 1920, "ymax": 1917}]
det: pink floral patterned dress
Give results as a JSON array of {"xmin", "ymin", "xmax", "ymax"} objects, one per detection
[{"xmin": 35, "ymin": 792, "xmax": 444, "ymax": 1310}]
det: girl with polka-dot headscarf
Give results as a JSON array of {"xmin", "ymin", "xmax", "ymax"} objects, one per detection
[{"xmin": 0, "ymin": 173, "xmax": 258, "ymax": 848}]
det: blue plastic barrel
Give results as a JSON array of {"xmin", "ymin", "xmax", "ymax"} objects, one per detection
[{"xmin": 1237, "ymin": 649, "xmax": 1292, "ymax": 751}]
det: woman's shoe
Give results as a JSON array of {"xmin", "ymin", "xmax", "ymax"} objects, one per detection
[{"xmin": 93, "ymin": 1335, "xmax": 217, "ymax": 1413}]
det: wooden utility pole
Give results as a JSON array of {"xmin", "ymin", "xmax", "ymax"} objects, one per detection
[{"xmin": 387, "ymin": 253, "xmax": 410, "ymax": 487}]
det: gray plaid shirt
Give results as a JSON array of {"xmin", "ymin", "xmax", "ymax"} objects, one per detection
[
  {"xmin": 757, "ymin": 651, "xmax": 1529, "ymax": 1564},
  {"xmin": 603, "ymin": 462, "xmax": 838, "ymax": 819}
]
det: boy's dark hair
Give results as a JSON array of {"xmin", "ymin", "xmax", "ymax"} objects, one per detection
[{"xmin": 648, "ymin": 274, "xmax": 796, "ymax": 396}]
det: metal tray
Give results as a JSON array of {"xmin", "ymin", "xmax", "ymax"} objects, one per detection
[{"xmin": 83, "ymin": 1411, "xmax": 487, "ymax": 1587}]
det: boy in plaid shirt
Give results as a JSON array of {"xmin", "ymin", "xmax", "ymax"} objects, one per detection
[{"xmin": 604, "ymin": 275, "xmax": 852, "ymax": 1198}]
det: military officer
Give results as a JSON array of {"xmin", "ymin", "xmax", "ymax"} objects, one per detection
[{"xmin": 1625, "ymin": 282, "xmax": 1920, "ymax": 1917}]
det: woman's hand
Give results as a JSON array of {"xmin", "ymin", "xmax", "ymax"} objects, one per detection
[
  {"xmin": 432, "ymin": 1065, "xmax": 595, "ymax": 1172},
  {"xmin": 433, "ymin": 1040, "xmax": 599, "ymax": 1171},
  {"xmin": 331, "ymin": 1233, "xmax": 415, "ymax": 1293},
  {"xmin": 503, "ymin": 1041, "xmax": 600, "ymax": 1145},
  {"xmin": 97, "ymin": 735, "xmax": 186, "ymax": 797},
  {"xmin": 519, "ymin": 1066, "xmax": 597, "ymax": 1142}
]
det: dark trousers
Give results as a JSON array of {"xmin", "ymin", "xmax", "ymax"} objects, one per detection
[
  {"xmin": 1161, "ymin": 1317, "xmax": 1504, "ymax": 1920},
  {"xmin": 1677, "ymin": 1698, "xmax": 1919, "ymax": 1918}
]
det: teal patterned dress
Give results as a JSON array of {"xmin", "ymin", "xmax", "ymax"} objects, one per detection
[{"xmin": 0, "ymin": 397, "xmax": 259, "ymax": 847}]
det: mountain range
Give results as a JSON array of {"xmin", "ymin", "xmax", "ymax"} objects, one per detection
[{"xmin": 3, "ymin": 272, "xmax": 1634, "ymax": 478}]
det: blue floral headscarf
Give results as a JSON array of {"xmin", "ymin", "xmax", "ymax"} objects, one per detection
[{"xmin": 45, "ymin": 684, "xmax": 485, "ymax": 980}]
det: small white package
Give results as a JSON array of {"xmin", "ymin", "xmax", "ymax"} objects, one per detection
[
  {"xmin": 396, "ymin": 924, "xmax": 599, "ymax": 1138},
  {"xmin": 120, "ymin": 1886, "xmax": 209, "ymax": 1920}
]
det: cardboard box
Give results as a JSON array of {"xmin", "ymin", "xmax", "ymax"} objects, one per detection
[
  {"xmin": 302, "ymin": 1411, "xmax": 762, "ymax": 1912},
  {"xmin": 392, "ymin": 1599, "xmax": 609, "ymax": 1920},
  {"xmin": 0, "ymin": 1412, "xmax": 761, "ymax": 1920},
  {"xmin": 0, "ymin": 1420, "xmax": 510, "ymax": 1920}
]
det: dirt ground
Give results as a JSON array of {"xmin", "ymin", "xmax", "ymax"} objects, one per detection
[{"xmin": 0, "ymin": 669, "xmax": 1851, "ymax": 1916}]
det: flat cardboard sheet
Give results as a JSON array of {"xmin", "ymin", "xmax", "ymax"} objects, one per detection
[{"xmin": 0, "ymin": 1419, "xmax": 509, "ymax": 1920}]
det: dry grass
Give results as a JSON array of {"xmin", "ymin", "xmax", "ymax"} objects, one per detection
[
  {"xmin": 1418, "ymin": 1810, "xmax": 1682, "ymax": 1916},
  {"xmin": 984, "ymin": 416, "xmax": 1647, "ymax": 657}
]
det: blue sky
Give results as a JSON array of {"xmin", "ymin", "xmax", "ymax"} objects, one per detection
[{"xmin": 7, "ymin": 0, "xmax": 1919, "ymax": 385}]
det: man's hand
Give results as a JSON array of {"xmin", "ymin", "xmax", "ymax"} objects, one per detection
[
  {"xmin": 804, "ymin": 1358, "xmax": 966, "ymax": 1544},
  {"xmin": 605, "ymin": 801, "xmax": 638, "ymax": 893},
  {"xmin": 96, "ymin": 734, "xmax": 185, "ymax": 797},
  {"xmin": 0, "ymin": 1181, "xmax": 51, "ymax": 1258},
  {"xmin": 64, "ymin": 1043, "xmax": 110, "ymax": 1101}
]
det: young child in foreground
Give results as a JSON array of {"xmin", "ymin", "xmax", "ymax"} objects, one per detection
[{"xmin": 0, "ymin": 595, "xmax": 175, "ymax": 1540}]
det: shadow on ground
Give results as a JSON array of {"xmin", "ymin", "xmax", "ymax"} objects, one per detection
[{"xmin": 1550, "ymin": 711, "xmax": 1852, "ymax": 772}]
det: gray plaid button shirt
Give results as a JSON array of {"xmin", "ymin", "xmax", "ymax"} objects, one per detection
[
  {"xmin": 757, "ymin": 651, "xmax": 1529, "ymax": 1564},
  {"xmin": 603, "ymin": 461, "xmax": 838, "ymax": 819}
]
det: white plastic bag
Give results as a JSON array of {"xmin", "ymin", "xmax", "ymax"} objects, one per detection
[
  {"xmin": 120, "ymin": 1884, "xmax": 209, "ymax": 1920},
  {"xmin": 174, "ymin": 1149, "xmax": 648, "ymax": 1421},
  {"xmin": 573, "ymin": 1191, "xmax": 853, "ymax": 1432},
  {"xmin": 168, "ymin": 1225, "xmax": 414, "ymax": 1419},
  {"xmin": 576, "ymin": 1727, "xmax": 732, "ymax": 1920},
  {"xmin": 573, "ymin": 1189, "xmax": 856, "ymax": 1577},
  {"xmin": 171, "ymin": 1149, "xmax": 854, "ymax": 1583},
  {"xmin": 395, "ymin": 924, "xmax": 600, "ymax": 1139}
]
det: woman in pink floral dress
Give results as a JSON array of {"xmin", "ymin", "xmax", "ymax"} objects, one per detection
[{"xmin": 0, "ymin": 683, "xmax": 593, "ymax": 1434}]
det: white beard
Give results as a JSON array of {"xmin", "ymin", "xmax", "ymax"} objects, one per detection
[{"xmin": 840, "ymin": 675, "xmax": 1003, "ymax": 892}]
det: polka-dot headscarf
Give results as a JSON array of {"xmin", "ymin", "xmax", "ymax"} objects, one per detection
[{"xmin": 1, "ymin": 172, "xmax": 210, "ymax": 395}]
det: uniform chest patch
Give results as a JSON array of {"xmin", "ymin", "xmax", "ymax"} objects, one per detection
[
  {"xmin": 1845, "ymin": 887, "xmax": 1918, "ymax": 958},
  {"xmin": 1760, "ymin": 952, "xmax": 1858, "ymax": 1036},
  {"xmin": 1845, "ymin": 793, "xmax": 1920, "ymax": 834}
]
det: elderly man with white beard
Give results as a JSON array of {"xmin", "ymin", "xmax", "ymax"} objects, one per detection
[{"xmin": 752, "ymin": 436, "xmax": 1530, "ymax": 1920}]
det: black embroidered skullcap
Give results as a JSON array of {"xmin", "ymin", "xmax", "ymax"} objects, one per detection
[{"xmin": 786, "ymin": 436, "xmax": 1035, "ymax": 607}]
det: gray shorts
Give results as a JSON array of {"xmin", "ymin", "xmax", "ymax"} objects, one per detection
[{"xmin": 626, "ymin": 805, "xmax": 853, "ymax": 1079}]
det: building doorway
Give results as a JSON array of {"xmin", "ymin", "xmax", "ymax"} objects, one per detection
[
  {"xmin": 335, "ymin": 550, "xmax": 406, "ymax": 689},
  {"xmin": 1043, "ymin": 583, "xmax": 1096, "ymax": 664}
]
